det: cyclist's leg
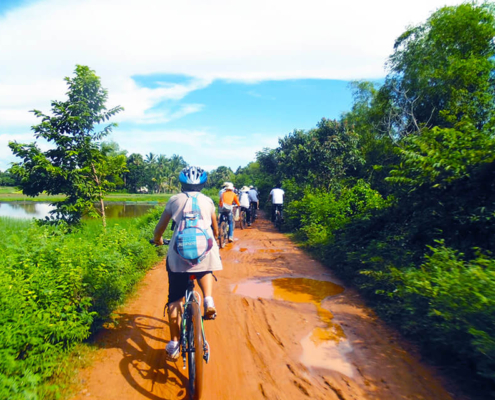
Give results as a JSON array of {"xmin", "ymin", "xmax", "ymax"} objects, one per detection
[
  {"xmin": 228, "ymin": 212, "xmax": 234, "ymax": 240},
  {"xmin": 196, "ymin": 272, "xmax": 216, "ymax": 318},
  {"xmin": 278, "ymin": 204, "xmax": 284, "ymax": 220},
  {"xmin": 166, "ymin": 259, "xmax": 189, "ymax": 340},
  {"xmin": 246, "ymin": 206, "xmax": 251, "ymax": 225},
  {"xmin": 271, "ymin": 204, "xmax": 276, "ymax": 221},
  {"xmin": 196, "ymin": 271, "xmax": 213, "ymax": 298}
]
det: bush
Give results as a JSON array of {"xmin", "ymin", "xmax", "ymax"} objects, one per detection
[
  {"xmin": 285, "ymin": 180, "xmax": 389, "ymax": 253},
  {"xmin": 363, "ymin": 243, "xmax": 495, "ymax": 381},
  {"xmin": 0, "ymin": 209, "xmax": 164, "ymax": 399}
]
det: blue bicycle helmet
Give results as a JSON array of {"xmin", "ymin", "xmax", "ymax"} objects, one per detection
[{"xmin": 179, "ymin": 166, "xmax": 208, "ymax": 191}]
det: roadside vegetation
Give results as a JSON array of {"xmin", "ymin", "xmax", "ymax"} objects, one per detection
[
  {"xmin": 0, "ymin": 208, "xmax": 166, "ymax": 400},
  {"xmin": 242, "ymin": 2, "xmax": 495, "ymax": 392}
]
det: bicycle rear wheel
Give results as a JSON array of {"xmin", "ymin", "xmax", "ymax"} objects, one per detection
[
  {"xmin": 275, "ymin": 210, "xmax": 282, "ymax": 230},
  {"xmin": 240, "ymin": 210, "xmax": 246, "ymax": 230},
  {"xmin": 187, "ymin": 302, "xmax": 204, "ymax": 400},
  {"xmin": 219, "ymin": 220, "xmax": 228, "ymax": 248}
]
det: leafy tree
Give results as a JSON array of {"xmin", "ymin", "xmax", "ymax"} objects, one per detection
[
  {"xmin": 383, "ymin": 2, "xmax": 495, "ymax": 135},
  {"xmin": 125, "ymin": 153, "xmax": 146, "ymax": 192},
  {"xmin": 9, "ymin": 65, "xmax": 124, "ymax": 226},
  {"xmin": 207, "ymin": 166, "xmax": 234, "ymax": 188},
  {"xmin": 273, "ymin": 119, "xmax": 364, "ymax": 191}
]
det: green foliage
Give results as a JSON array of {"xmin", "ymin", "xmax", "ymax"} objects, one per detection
[
  {"xmin": 363, "ymin": 243, "xmax": 495, "ymax": 381},
  {"xmin": 388, "ymin": 124, "xmax": 495, "ymax": 189},
  {"xmin": 0, "ymin": 210, "xmax": 163, "ymax": 399},
  {"xmin": 285, "ymin": 181, "xmax": 389, "ymax": 250},
  {"xmin": 0, "ymin": 170, "xmax": 20, "ymax": 187},
  {"xmin": 273, "ymin": 119, "xmax": 364, "ymax": 190},
  {"xmin": 384, "ymin": 2, "xmax": 495, "ymax": 133},
  {"xmin": 206, "ymin": 166, "xmax": 235, "ymax": 189},
  {"xmin": 9, "ymin": 65, "xmax": 125, "ymax": 225}
]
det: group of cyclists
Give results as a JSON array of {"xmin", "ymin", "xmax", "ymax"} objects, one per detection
[
  {"xmin": 218, "ymin": 182, "xmax": 260, "ymax": 242},
  {"xmin": 153, "ymin": 166, "xmax": 284, "ymax": 361}
]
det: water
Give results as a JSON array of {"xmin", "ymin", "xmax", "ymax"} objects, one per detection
[
  {"xmin": 0, "ymin": 202, "xmax": 157, "ymax": 220},
  {"xmin": 232, "ymin": 277, "xmax": 355, "ymax": 376}
]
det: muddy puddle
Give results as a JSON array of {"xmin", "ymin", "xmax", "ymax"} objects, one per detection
[{"xmin": 232, "ymin": 277, "xmax": 355, "ymax": 376}]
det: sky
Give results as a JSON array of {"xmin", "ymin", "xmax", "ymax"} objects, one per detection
[{"xmin": 0, "ymin": 0, "xmax": 465, "ymax": 172}]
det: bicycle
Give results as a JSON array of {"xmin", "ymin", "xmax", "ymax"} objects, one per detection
[
  {"xmin": 274, "ymin": 205, "xmax": 283, "ymax": 231},
  {"xmin": 217, "ymin": 212, "xmax": 230, "ymax": 248},
  {"xmin": 239, "ymin": 208, "xmax": 247, "ymax": 230},
  {"xmin": 150, "ymin": 239, "xmax": 211, "ymax": 400},
  {"xmin": 249, "ymin": 202, "xmax": 257, "ymax": 224}
]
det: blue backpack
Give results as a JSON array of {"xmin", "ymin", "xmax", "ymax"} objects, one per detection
[{"xmin": 174, "ymin": 193, "xmax": 214, "ymax": 266}]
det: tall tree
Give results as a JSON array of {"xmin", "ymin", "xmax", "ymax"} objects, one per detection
[
  {"xmin": 9, "ymin": 65, "xmax": 124, "ymax": 225},
  {"xmin": 383, "ymin": 2, "xmax": 495, "ymax": 136}
]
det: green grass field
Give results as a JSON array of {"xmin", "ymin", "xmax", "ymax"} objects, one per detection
[{"xmin": 0, "ymin": 187, "xmax": 174, "ymax": 203}]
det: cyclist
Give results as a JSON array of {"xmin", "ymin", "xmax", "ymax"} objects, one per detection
[
  {"xmin": 218, "ymin": 181, "xmax": 231, "ymax": 199},
  {"xmin": 247, "ymin": 185, "xmax": 259, "ymax": 224},
  {"xmin": 239, "ymin": 186, "xmax": 251, "ymax": 226},
  {"xmin": 219, "ymin": 182, "xmax": 240, "ymax": 242},
  {"xmin": 153, "ymin": 166, "xmax": 222, "ymax": 361},
  {"xmin": 268, "ymin": 183, "xmax": 285, "ymax": 222}
]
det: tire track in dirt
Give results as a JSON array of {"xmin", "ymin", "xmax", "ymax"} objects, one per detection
[{"xmin": 73, "ymin": 216, "xmax": 466, "ymax": 400}]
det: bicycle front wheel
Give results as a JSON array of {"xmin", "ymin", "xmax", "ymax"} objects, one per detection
[{"xmin": 187, "ymin": 302, "xmax": 204, "ymax": 400}]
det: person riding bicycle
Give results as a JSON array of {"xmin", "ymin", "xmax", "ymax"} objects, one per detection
[
  {"xmin": 153, "ymin": 166, "xmax": 222, "ymax": 361},
  {"xmin": 218, "ymin": 181, "xmax": 231, "ymax": 199},
  {"xmin": 239, "ymin": 186, "xmax": 251, "ymax": 226},
  {"xmin": 268, "ymin": 183, "xmax": 285, "ymax": 222},
  {"xmin": 219, "ymin": 182, "xmax": 240, "ymax": 242},
  {"xmin": 247, "ymin": 185, "xmax": 259, "ymax": 224}
]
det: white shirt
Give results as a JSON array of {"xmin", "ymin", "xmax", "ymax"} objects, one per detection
[
  {"xmin": 270, "ymin": 188, "xmax": 285, "ymax": 204},
  {"xmin": 240, "ymin": 191, "xmax": 250, "ymax": 208}
]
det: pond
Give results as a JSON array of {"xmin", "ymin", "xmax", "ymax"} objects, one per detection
[{"xmin": 0, "ymin": 202, "xmax": 159, "ymax": 220}]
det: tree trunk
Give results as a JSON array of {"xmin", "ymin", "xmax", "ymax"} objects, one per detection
[{"xmin": 100, "ymin": 194, "xmax": 106, "ymax": 229}]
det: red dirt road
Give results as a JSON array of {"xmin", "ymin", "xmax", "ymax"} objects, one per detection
[{"xmin": 73, "ymin": 218, "xmax": 464, "ymax": 400}]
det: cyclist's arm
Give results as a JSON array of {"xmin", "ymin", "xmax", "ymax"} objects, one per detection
[
  {"xmin": 211, "ymin": 210, "xmax": 219, "ymax": 238},
  {"xmin": 154, "ymin": 210, "xmax": 172, "ymax": 245},
  {"xmin": 234, "ymin": 195, "xmax": 240, "ymax": 206}
]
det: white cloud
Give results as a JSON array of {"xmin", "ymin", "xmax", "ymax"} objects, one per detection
[{"xmin": 0, "ymin": 0, "xmax": 465, "ymax": 154}]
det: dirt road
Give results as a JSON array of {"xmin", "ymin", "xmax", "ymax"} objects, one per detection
[{"xmin": 73, "ymin": 218, "xmax": 463, "ymax": 400}]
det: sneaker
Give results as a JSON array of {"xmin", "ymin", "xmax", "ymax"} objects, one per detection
[
  {"xmin": 204, "ymin": 296, "xmax": 217, "ymax": 319},
  {"xmin": 165, "ymin": 341, "xmax": 180, "ymax": 361}
]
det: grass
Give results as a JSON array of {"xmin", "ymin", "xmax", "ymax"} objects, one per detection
[{"xmin": 0, "ymin": 187, "xmax": 174, "ymax": 203}]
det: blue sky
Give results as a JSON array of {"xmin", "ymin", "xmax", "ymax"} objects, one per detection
[
  {"xmin": 0, "ymin": 0, "xmax": 464, "ymax": 172},
  {"xmin": 111, "ymin": 75, "xmax": 356, "ymax": 170}
]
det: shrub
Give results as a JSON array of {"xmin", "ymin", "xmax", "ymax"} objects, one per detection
[{"xmin": 0, "ymin": 209, "xmax": 164, "ymax": 399}]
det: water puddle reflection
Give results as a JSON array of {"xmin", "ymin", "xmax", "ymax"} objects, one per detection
[{"xmin": 232, "ymin": 277, "xmax": 354, "ymax": 376}]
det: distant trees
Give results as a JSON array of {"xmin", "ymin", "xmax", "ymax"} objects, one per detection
[
  {"xmin": 124, "ymin": 152, "xmax": 187, "ymax": 193},
  {"xmin": 0, "ymin": 169, "xmax": 19, "ymax": 186}
]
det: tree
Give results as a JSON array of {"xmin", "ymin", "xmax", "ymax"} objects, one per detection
[
  {"xmin": 383, "ymin": 2, "xmax": 495, "ymax": 135},
  {"xmin": 207, "ymin": 166, "xmax": 234, "ymax": 188},
  {"xmin": 9, "ymin": 65, "xmax": 124, "ymax": 226}
]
